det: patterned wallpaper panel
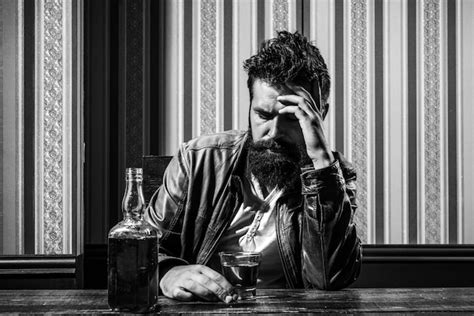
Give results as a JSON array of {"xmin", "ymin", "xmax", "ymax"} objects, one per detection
[
  {"xmin": 158, "ymin": 0, "xmax": 474, "ymax": 245},
  {"xmin": 2, "ymin": 0, "xmax": 79, "ymax": 255},
  {"xmin": 3, "ymin": 0, "xmax": 474, "ymax": 255}
]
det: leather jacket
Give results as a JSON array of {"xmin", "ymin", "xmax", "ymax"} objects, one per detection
[{"xmin": 145, "ymin": 130, "xmax": 361, "ymax": 290}]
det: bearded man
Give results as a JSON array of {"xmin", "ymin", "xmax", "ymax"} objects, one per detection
[{"xmin": 145, "ymin": 31, "xmax": 361, "ymax": 303}]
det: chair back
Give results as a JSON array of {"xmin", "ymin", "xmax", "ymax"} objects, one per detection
[{"xmin": 142, "ymin": 155, "xmax": 172, "ymax": 205}]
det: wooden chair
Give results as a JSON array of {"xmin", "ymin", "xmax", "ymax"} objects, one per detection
[{"xmin": 142, "ymin": 155, "xmax": 172, "ymax": 206}]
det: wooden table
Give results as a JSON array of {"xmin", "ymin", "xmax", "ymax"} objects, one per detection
[{"xmin": 0, "ymin": 288, "xmax": 473, "ymax": 314}]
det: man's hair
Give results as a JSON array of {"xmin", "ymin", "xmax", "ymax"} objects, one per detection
[{"xmin": 243, "ymin": 31, "xmax": 330, "ymax": 105}]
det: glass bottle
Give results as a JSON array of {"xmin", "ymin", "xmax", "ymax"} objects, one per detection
[{"xmin": 108, "ymin": 168, "xmax": 159, "ymax": 313}]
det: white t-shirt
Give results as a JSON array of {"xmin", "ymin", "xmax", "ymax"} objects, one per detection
[{"xmin": 212, "ymin": 175, "xmax": 286, "ymax": 288}]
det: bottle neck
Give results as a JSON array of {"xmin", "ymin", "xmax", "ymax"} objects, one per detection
[{"xmin": 122, "ymin": 178, "xmax": 145, "ymax": 221}]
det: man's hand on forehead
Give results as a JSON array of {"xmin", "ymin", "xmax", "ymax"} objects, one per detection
[
  {"xmin": 277, "ymin": 81, "xmax": 333, "ymax": 169},
  {"xmin": 281, "ymin": 82, "xmax": 322, "ymax": 116}
]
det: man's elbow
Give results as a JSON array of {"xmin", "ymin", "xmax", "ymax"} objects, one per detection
[
  {"xmin": 328, "ymin": 265, "xmax": 361, "ymax": 290},
  {"xmin": 327, "ymin": 251, "xmax": 362, "ymax": 290},
  {"xmin": 304, "ymin": 249, "xmax": 362, "ymax": 290},
  {"xmin": 310, "ymin": 264, "xmax": 361, "ymax": 290}
]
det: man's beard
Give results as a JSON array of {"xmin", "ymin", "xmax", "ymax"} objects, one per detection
[{"xmin": 246, "ymin": 133, "xmax": 310, "ymax": 191}]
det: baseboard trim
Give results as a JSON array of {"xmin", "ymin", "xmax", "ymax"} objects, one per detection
[
  {"xmin": 83, "ymin": 244, "xmax": 474, "ymax": 288},
  {"xmin": 354, "ymin": 245, "xmax": 474, "ymax": 287},
  {"xmin": 361, "ymin": 245, "xmax": 474, "ymax": 262},
  {"xmin": 0, "ymin": 255, "xmax": 80, "ymax": 289},
  {"xmin": 3, "ymin": 245, "xmax": 471, "ymax": 289}
]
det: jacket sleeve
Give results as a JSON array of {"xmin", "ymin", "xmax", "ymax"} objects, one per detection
[
  {"xmin": 300, "ymin": 159, "xmax": 361, "ymax": 290},
  {"xmin": 144, "ymin": 146, "xmax": 190, "ymax": 276}
]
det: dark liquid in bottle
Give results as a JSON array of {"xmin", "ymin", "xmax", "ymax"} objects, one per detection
[
  {"xmin": 221, "ymin": 262, "xmax": 259, "ymax": 288},
  {"xmin": 108, "ymin": 237, "xmax": 158, "ymax": 313}
]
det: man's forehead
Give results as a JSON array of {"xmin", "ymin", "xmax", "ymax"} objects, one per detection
[
  {"xmin": 252, "ymin": 79, "xmax": 313, "ymax": 98},
  {"xmin": 251, "ymin": 83, "xmax": 285, "ymax": 111}
]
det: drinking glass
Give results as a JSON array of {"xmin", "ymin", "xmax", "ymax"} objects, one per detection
[{"xmin": 219, "ymin": 251, "xmax": 261, "ymax": 300}]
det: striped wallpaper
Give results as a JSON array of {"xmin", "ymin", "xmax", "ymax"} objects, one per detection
[
  {"xmin": 157, "ymin": 0, "xmax": 474, "ymax": 245},
  {"xmin": 1, "ymin": 0, "xmax": 82, "ymax": 255}
]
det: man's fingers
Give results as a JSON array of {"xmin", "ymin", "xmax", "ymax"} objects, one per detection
[
  {"xmin": 198, "ymin": 266, "xmax": 234, "ymax": 292},
  {"xmin": 182, "ymin": 278, "xmax": 219, "ymax": 302},
  {"xmin": 286, "ymin": 82, "xmax": 321, "ymax": 113},
  {"xmin": 278, "ymin": 105, "xmax": 308, "ymax": 120},
  {"xmin": 193, "ymin": 272, "xmax": 232, "ymax": 302},
  {"xmin": 172, "ymin": 288, "xmax": 194, "ymax": 301},
  {"xmin": 277, "ymin": 95, "xmax": 318, "ymax": 118}
]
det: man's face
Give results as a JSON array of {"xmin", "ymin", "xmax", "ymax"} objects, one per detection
[
  {"xmin": 247, "ymin": 79, "xmax": 312, "ymax": 190},
  {"xmin": 249, "ymin": 79, "xmax": 307, "ymax": 148}
]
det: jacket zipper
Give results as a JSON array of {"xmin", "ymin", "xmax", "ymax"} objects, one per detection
[
  {"xmin": 276, "ymin": 204, "xmax": 295, "ymax": 288},
  {"xmin": 200, "ymin": 192, "xmax": 241, "ymax": 265}
]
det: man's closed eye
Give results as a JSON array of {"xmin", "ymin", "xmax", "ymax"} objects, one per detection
[{"xmin": 256, "ymin": 111, "xmax": 274, "ymax": 120}]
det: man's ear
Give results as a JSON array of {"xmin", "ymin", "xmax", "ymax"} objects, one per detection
[{"xmin": 321, "ymin": 103, "xmax": 329, "ymax": 120}]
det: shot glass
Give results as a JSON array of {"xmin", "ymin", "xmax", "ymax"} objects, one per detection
[{"xmin": 219, "ymin": 251, "xmax": 261, "ymax": 300}]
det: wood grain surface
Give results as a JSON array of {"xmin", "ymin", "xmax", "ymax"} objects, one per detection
[
  {"xmin": 0, "ymin": 288, "xmax": 473, "ymax": 314},
  {"xmin": 0, "ymin": 288, "xmax": 474, "ymax": 314}
]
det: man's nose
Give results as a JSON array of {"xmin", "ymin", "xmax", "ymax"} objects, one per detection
[{"xmin": 268, "ymin": 115, "xmax": 286, "ymax": 139}]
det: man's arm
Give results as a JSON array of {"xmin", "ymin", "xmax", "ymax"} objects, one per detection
[
  {"xmin": 277, "ymin": 83, "xmax": 361, "ymax": 289},
  {"xmin": 145, "ymin": 146, "xmax": 189, "ymax": 269},
  {"xmin": 300, "ymin": 160, "xmax": 361, "ymax": 290},
  {"xmin": 144, "ymin": 146, "xmax": 236, "ymax": 302}
]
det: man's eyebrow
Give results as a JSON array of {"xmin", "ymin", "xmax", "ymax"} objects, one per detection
[{"xmin": 252, "ymin": 104, "xmax": 273, "ymax": 113}]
